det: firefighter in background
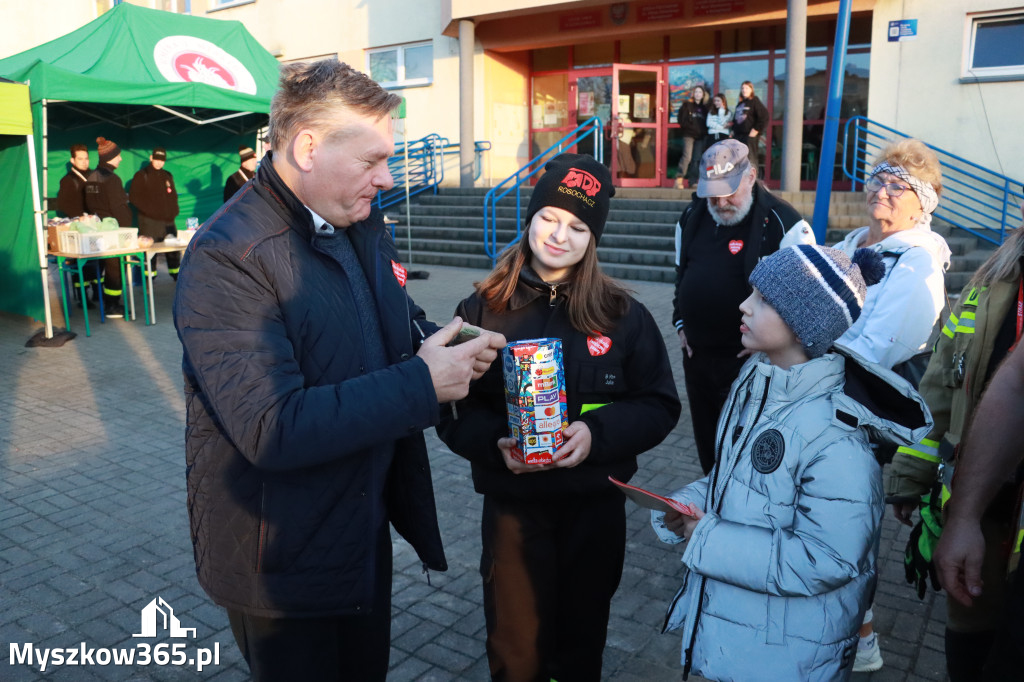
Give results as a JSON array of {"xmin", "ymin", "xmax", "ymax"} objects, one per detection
[
  {"xmin": 223, "ymin": 144, "xmax": 257, "ymax": 202},
  {"xmin": 56, "ymin": 142, "xmax": 96, "ymax": 305},
  {"xmin": 130, "ymin": 147, "xmax": 181, "ymax": 280},
  {"xmin": 84, "ymin": 136, "xmax": 130, "ymax": 318}
]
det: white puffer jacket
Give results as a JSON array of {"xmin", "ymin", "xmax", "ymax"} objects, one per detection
[
  {"xmin": 834, "ymin": 225, "xmax": 951, "ymax": 369},
  {"xmin": 653, "ymin": 349, "xmax": 932, "ymax": 681}
]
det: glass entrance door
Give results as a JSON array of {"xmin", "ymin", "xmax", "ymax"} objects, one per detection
[{"xmin": 611, "ymin": 64, "xmax": 663, "ymax": 187}]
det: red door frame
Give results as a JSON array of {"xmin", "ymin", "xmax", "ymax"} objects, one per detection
[{"xmin": 611, "ymin": 63, "xmax": 664, "ymax": 187}]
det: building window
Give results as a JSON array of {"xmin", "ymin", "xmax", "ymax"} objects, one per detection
[
  {"xmin": 965, "ymin": 12, "xmax": 1024, "ymax": 79},
  {"xmin": 155, "ymin": 0, "xmax": 191, "ymax": 12},
  {"xmin": 367, "ymin": 42, "xmax": 433, "ymax": 89},
  {"xmin": 208, "ymin": 0, "xmax": 255, "ymax": 11}
]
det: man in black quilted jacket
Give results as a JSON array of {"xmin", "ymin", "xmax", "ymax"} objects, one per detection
[{"xmin": 173, "ymin": 59, "xmax": 505, "ymax": 681}]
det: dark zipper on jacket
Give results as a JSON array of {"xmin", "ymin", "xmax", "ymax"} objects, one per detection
[
  {"xmin": 683, "ymin": 373, "xmax": 772, "ymax": 680},
  {"xmin": 548, "ymin": 283, "xmax": 559, "ymax": 306}
]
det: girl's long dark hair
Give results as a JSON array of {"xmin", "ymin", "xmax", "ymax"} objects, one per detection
[
  {"xmin": 475, "ymin": 230, "xmax": 631, "ymax": 334},
  {"xmin": 714, "ymin": 92, "xmax": 730, "ymax": 116}
]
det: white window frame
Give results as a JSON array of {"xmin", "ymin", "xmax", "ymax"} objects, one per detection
[
  {"xmin": 963, "ymin": 9, "xmax": 1024, "ymax": 81},
  {"xmin": 207, "ymin": 0, "xmax": 255, "ymax": 12},
  {"xmin": 366, "ymin": 41, "xmax": 433, "ymax": 89}
]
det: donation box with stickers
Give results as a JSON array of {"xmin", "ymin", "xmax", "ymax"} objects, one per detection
[{"xmin": 502, "ymin": 338, "xmax": 569, "ymax": 464}]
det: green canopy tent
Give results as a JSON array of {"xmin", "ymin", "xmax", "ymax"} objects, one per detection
[{"xmin": 0, "ymin": 3, "xmax": 280, "ymax": 340}]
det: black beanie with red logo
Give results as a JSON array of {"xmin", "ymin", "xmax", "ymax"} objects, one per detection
[{"xmin": 525, "ymin": 153, "xmax": 614, "ymax": 244}]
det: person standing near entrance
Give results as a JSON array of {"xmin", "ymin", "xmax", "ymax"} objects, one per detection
[
  {"xmin": 130, "ymin": 147, "xmax": 181, "ymax": 280},
  {"xmin": 732, "ymin": 81, "xmax": 768, "ymax": 168},
  {"xmin": 671, "ymin": 139, "xmax": 809, "ymax": 474},
  {"xmin": 675, "ymin": 85, "xmax": 708, "ymax": 189},
  {"xmin": 223, "ymin": 144, "xmax": 258, "ymax": 202},
  {"xmin": 84, "ymin": 136, "xmax": 130, "ymax": 317},
  {"xmin": 705, "ymin": 93, "xmax": 732, "ymax": 147},
  {"xmin": 173, "ymin": 59, "xmax": 505, "ymax": 681}
]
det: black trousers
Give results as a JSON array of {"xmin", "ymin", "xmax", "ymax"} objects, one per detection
[
  {"xmin": 983, "ymin": 563, "xmax": 1024, "ymax": 679},
  {"xmin": 480, "ymin": 492, "xmax": 626, "ymax": 682},
  {"xmin": 137, "ymin": 214, "xmax": 181, "ymax": 274},
  {"xmin": 226, "ymin": 525, "xmax": 393, "ymax": 682},
  {"xmin": 735, "ymin": 133, "xmax": 761, "ymax": 170},
  {"xmin": 682, "ymin": 348, "xmax": 747, "ymax": 474}
]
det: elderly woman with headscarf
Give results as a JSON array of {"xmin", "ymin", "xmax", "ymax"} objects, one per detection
[
  {"xmin": 834, "ymin": 138, "xmax": 951, "ymax": 371},
  {"xmin": 832, "ymin": 138, "xmax": 951, "ymax": 674}
]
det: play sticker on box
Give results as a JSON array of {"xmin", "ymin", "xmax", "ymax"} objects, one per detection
[{"xmin": 502, "ymin": 338, "xmax": 568, "ymax": 465}]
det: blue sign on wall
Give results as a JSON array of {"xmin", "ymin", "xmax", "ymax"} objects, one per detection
[{"xmin": 888, "ymin": 19, "xmax": 918, "ymax": 42}]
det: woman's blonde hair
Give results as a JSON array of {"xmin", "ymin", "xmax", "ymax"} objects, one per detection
[
  {"xmin": 475, "ymin": 227, "xmax": 631, "ymax": 335},
  {"xmin": 967, "ymin": 226, "xmax": 1024, "ymax": 291},
  {"xmin": 878, "ymin": 138, "xmax": 943, "ymax": 198}
]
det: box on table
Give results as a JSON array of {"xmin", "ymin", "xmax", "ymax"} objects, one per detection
[
  {"xmin": 58, "ymin": 228, "xmax": 139, "ymax": 255},
  {"xmin": 176, "ymin": 229, "xmax": 197, "ymax": 245},
  {"xmin": 502, "ymin": 338, "xmax": 568, "ymax": 465},
  {"xmin": 46, "ymin": 224, "xmax": 71, "ymax": 252}
]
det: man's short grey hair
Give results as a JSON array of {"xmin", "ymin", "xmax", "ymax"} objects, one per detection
[{"xmin": 269, "ymin": 59, "xmax": 401, "ymax": 152}]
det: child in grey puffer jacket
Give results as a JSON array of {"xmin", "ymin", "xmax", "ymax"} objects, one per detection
[{"xmin": 652, "ymin": 245, "xmax": 933, "ymax": 681}]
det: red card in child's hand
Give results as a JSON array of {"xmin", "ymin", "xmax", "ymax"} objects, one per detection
[{"xmin": 608, "ymin": 476, "xmax": 698, "ymax": 517}]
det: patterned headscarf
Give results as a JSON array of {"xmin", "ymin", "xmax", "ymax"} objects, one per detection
[{"xmin": 870, "ymin": 161, "xmax": 939, "ymax": 215}]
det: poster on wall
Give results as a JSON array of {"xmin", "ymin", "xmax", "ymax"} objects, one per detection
[
  {"xmin": 634, "ymin": 93, "xmax": 651, "ymax": 119},
  {"xmin": 544, "ymin": 101, "xmax": 559, "ymax": 126},
  {"xmin": 579, "ymin": 91, "xmax": 595, "ymax": 118},
  {"xmin": 618, "ymin": 94, "xmax": 631, "ymax": 116}
]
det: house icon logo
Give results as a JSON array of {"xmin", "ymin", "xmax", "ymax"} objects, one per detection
[{"xmin": 132, "ymin": 597, "xmax": 197, "ymax": 639}]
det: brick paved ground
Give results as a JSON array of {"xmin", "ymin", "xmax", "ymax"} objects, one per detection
[{"xmin": 1, "ymin": 263, "xmax": 948, "ymax": 680}]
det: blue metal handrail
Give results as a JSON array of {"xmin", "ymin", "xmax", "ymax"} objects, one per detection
[
  {"xmin": 842, "ymin": 116, "xmax": 1023, "ymax": 245},
  {"xmin": 374, "ymin": 133, "xmax": 447, "ymax": 211},
  {"xmin": 438, "ymin": 140, "xmax": 492, "ymax": 183},
  {"xmin": 483, "ymin": 116, "xmax": 604, "ymax": 263}
]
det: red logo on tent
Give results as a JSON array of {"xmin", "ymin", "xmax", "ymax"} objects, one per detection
[
  {"xmin": 587, "ymin": 334, "xmax": 612, "ymax": 356},
  {"xmin": 390, "ymin": 260, "xmax": 407, "ymax": 287},
  {"xmin": 173, "ymin": 53, "xmax": 237, "ymax": 89},
  {"xmin": 728, "ymin": 240, "xmax": 744, "ymax": 255}
]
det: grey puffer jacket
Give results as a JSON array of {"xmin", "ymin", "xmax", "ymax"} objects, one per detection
[{"xmin": 653, "ymin": 348, "xmax": 932, "ymax": 681}]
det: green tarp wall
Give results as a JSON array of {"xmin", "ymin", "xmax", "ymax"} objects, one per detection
[{"xmin": 0, "ymin": 80, "xmax": 41, "ymax": 322}]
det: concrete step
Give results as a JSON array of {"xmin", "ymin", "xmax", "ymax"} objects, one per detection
[
  {"xmin": 392, "ymin": 203, "xmax": 684, "ymax": 224},
  {"xmin": 415, "ymin": 194, "xmax": 689, "ymax": 214},
  {"xmin": 401, "ymin": 225, "xmax": 674, "ymax": 253},
  {"xmin": 395, "ymin": 187, "xmax": 995, "ymax": 285},
  {"xmin": 392, "ymin": 215, "xmax": 682, "ymax": 241}
]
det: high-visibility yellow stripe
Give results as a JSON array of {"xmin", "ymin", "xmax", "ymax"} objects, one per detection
[
  {"xmin": 102, "ymin": 287, "xmax": 122, "ymax": 297},
  {"xmin": 940, "ymin": 483, "xmax": 951, "ymax": 508},
  {"xmin": 896, "ymin": 437, "xmax": 941, "ymax": 462},
  {"xmin": 942, "ymin": 314, "xmax": 958, "ymax": 338},
  {"xmin": 580, "ymin": 403, "xmax": 608, "ymax": 414},
  {"xmin": 1014, "ymin": 529, "xmax": 1023, "ymax": 555}
]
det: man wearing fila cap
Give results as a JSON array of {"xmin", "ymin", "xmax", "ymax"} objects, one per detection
[{"xmin": 671, "ymin": 138, "xmax": 811, "ymax": 473}]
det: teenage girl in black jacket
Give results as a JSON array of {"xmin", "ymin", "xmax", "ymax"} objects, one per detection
[
  {"xmin": 437, "ymin": 153, "xmax": 681, "ymax": 681},
  {"xmin": 732, "ymin": 80, "xmax": 769, "ymax": 167}
]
